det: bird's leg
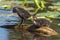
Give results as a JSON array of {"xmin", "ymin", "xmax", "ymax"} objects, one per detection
[{"xmin": 21, "ymin": 20, "xmax": 26, "ymax": 40}]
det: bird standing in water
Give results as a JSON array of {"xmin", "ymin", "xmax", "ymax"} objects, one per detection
[{"xmin": 12, "ymin": 7, "xmax": 31, "ymax": 40}]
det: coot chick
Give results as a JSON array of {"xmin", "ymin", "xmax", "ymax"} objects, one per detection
[{"xmin": 13, "ymin": 7, "xmax": 31, "ymax": 20}]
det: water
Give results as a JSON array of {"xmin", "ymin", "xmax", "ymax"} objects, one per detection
[
  {"xmin": 0, "ymin": 20, "xmax": 59, "ymax": 40},
  {"xmin": 0, "ymin": 27, "xmax": 20, "ymax": 40},
  {"xmin": 0, "ymin": 10, "xmax": 22, "ymax": 40},
  {"xmin": 0, "ymin": 26, "xmax": 33, "ymax": 40},
  {"xmin": 0, "ymin": 10, "xmax": 22, "ymax": 27},
  {"xmin": 0, "ymin": 28, "xmax": 9, "ymax": 40}
]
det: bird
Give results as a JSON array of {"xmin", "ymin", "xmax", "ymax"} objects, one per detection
[
  {"xmin": 27, "ymin": 18, "xmax": 58, "ymax": 36},
  {"xmin": 27, "ymin": 18, "xmax": 58, "ymax": 40},
  {"xmin": 13, "ymin": 7, "xmax": 31, "ymax": 25},
  {"xmin": 13, "ymin": 7, "xmax": 31, "ymax": 20}
]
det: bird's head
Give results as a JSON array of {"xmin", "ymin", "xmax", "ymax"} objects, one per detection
[{"xmin": 13, "ymin": 7, "xmax": 19, "ymax": 13}]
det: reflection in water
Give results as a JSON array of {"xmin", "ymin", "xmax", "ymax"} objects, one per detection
[
  {"xmin": 0, "ymin": 27, "xmax": 21, "ymax": 40},
  {"xmin": 0, "ymin": 27, "xmax": 9, "ymax": 40},
  {"xmin": 0, "ymin": 10, "xmax": 22, "ymax": 40}
]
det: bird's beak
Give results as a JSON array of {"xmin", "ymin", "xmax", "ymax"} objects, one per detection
[{"xmin": 36, "ymin": 27, "xmax": 58, "ymax": 36}]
